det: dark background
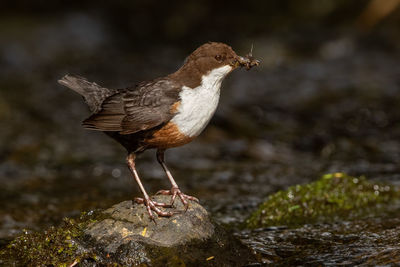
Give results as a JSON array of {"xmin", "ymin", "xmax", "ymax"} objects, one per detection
[{"xmin": 1, "ymin": 0, "xmax": 400, "ymax": 241}]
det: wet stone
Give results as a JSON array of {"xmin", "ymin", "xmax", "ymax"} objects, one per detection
[
  {"xmin": 85, "ymin": 195, "xmax": 214, "ymax": 249},
  {"xmin": 0, "ymin": 195, "xmax": 256, "ymax": 266},
  {"xmin": 82, "ymin": 195, "xmax": 256, "ymax": 266}
]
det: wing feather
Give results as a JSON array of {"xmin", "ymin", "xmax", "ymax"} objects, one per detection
[{"xmin": 82, "ymin": 78, "xmax": 181, "ymax": 134}]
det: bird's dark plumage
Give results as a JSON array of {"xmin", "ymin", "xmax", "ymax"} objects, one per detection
[
  {"xmin": 58, "ymin": 74, "xmax": 115, "ymax": 113},
  {"xmin": 82, "ymin": 78, "xmax": 181, "ymax": 135},
  {"xmin": 59, "ymin": 75, "xmax": 181, "ymax": 136}
]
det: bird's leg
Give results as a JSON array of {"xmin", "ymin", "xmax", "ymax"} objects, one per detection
[
  {"xmin": 155, "ymin": 149, "xmax": 199, "ymax": 210},
  {"xmin": 126, "ymin": 153, "xmax": 175, "ymax": 220}
]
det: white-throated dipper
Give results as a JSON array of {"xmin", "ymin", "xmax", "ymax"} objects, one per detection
[{"xmin": 58, "ymin": 42, "xmax": 259, "ymax": 220}]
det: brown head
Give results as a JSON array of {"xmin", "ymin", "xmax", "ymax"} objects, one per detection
[{"xmin": 169, "ymin": 42, "xmax": 259, "ymax": 88}]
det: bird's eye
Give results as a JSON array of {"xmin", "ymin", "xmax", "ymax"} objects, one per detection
[{"xmin": 215, "ymin": 55, "xmax": 223, "ymax": 61}]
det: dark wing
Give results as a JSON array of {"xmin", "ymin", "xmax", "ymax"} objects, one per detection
[{"xmin": 82, "ymin": 78, "xmax": 181, "ymax": 134}]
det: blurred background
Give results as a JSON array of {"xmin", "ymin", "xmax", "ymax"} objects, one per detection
[{"xmin": 1, "ymin": 0, "xmax": 400, "ymax": 244}]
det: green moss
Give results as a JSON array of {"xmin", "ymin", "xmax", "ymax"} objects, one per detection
[
  {"xmin": 246, "ymin": 173, "xmax": 400, "ymax": 228},
  {"xmin": 0, "ymin": 211, "xmax": 102, "ymax": 266}
]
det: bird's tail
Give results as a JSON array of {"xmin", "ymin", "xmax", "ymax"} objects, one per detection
[{"xmin": 58, "ymin": 74, "xmax": 115, "ymax": 113}]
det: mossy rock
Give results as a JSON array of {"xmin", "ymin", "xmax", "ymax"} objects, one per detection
[
  {"xmin": 0, "ymin": 196, "xmax": 256, "ymax": 266},
  {"xmin": 246, "ymin": 173, "xmax": 400, "ymax": 228},
  {"xmin": 0, "ymin": 212, "xmax": 101, "ymax": 266}
]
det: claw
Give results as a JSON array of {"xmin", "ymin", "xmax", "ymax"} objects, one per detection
[
  {"xmin": 156, "ymin": 187, "xmax": 199, "ymax": 210},
  {"xmin": 156, "ymin": 189, "xmax": 171, "ymax": 195},
  {"xmin": 134, "ymin": 197, "xmax": 175, "ymax": 220},
  {"xmin": 134, "ymin": 197, "xmax": 173, "ymax": 208}
]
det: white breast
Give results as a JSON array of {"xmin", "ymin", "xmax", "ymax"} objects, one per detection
[{"xmin": 171, "ymin": 65, "xmax": 232, "ymax": 137}]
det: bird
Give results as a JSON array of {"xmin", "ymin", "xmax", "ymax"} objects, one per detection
[{"xmin": 58, "ymin": 42, "xmax": 259, "ymax": 220}]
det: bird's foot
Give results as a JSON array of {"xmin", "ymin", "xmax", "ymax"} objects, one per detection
[
  {"xmin": 134, "ymin": 197, "xmax": 178, "ymax": 221},
  {"xmin": 156, "ymin": 187, "xmax": 199, "ymax": 211}
]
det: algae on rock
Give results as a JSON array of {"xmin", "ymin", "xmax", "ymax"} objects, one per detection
[
  {"xmin": 0, "ymin": 212, "xmax": 101, "ymax": 266},
  {"xmin": 1, "ymin": 195, "xmax": 256, "ymax": 266},
  {"xmin": 246, "ymin": 173, "xmax": 400, "ymax": 228}
]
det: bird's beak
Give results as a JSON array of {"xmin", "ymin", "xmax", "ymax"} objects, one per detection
[
  {"xmin": 232, "ymin": 45, "xmax": 260, "ymax": 70},
  {"xmin": 232, "ymin": 54, "xmax": 260, "ymax": 70}
]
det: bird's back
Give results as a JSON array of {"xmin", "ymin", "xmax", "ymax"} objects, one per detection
[{"xmin": 59, "ymin": 75, "xmax": 185, "ymax": 153}]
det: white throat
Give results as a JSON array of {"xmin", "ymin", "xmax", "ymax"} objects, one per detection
[{"xmin": 171, "ymin": 65, "xmax": 232, "ymax": 137}]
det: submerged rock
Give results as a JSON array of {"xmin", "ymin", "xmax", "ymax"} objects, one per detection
[
  {"xmin": 1, "ymin": 195, "xmax": 256, "ymax": 266},
  {"xmin": 239, "ymin": 216, "xmax": 400, "ymax": 265}
]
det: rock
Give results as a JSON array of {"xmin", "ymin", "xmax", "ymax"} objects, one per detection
[
  {"xmin": 1, "ymin": 195, "xmax": 257, "ymax": 266},
  {"xmin": 82, "ymin": 195, "xmax": 256, "ymax": 266},
  {"xmin": 246, "ymin": 173, "xmax": 400, "ymax": 228},
  {"xmin": 85, "ymin": 195, "xmax": 214, "ymax": 249}
]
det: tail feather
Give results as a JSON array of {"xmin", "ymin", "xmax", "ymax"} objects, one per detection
[{"xmin": 58, "ymin": 74, "xmax": 115, "ymax": 113}]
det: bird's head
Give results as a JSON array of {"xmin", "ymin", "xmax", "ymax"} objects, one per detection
[
  {"xmin": 184, "ymin": 42, "xmax": 259, "ymax": 73},
  {"xmin": 171, "ymin": 42, "xmax": 259, "ymax": 88}
]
